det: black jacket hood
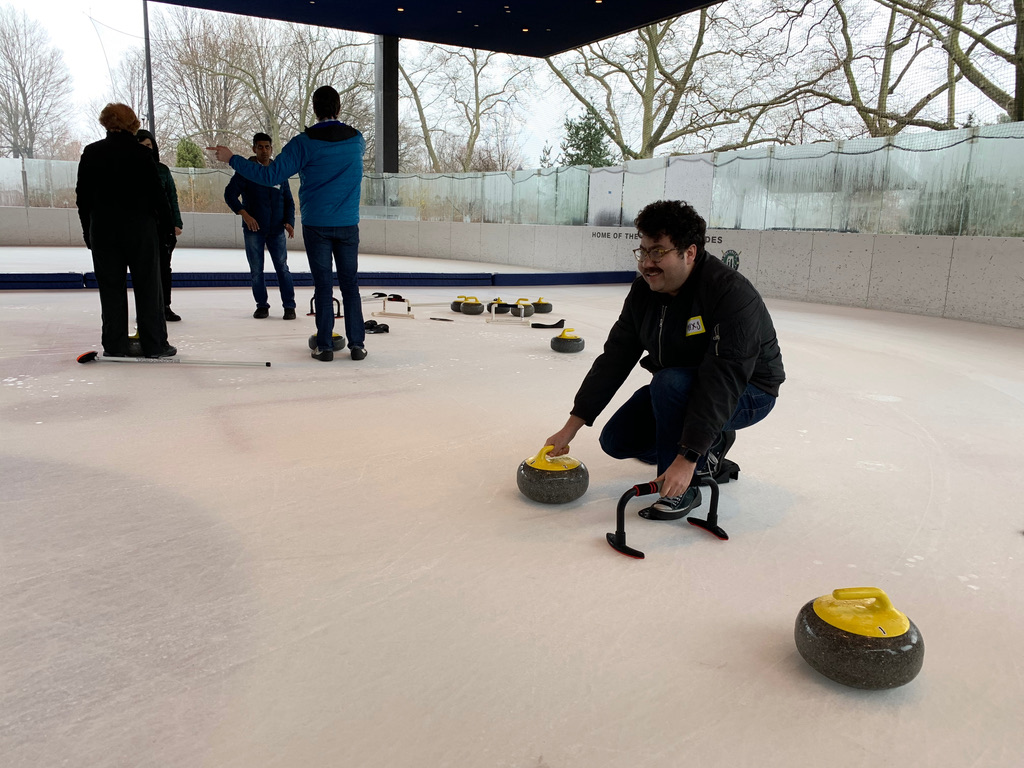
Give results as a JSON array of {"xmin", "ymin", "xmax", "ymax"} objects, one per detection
[
  {"xmin": 135, "ymin": 129, "xmax": 160, "ymax": 163},
  {"xmin": 305, "ymin": 121, "xmax": 359, "ymax": 142}
]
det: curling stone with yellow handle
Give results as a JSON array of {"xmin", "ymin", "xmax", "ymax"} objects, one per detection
[
  {"xmin": 532, "ymin": 297, "xmax": 553, "ymax": 313},
  {"xmin": 450, "ymin": 295, "xmax": 467, "ymax": 312},
  {"xmin": 517, "ymin": 445, "xmax": 589, "ymax": 504},
  {"xmin": 487, "ymin": 297, "xmax": 511, "ymax": 314},
  {"xmin": 795, "ymin": 587, "xmax": 924, "ymax": 689},
  {"xmin": 510, "ymin": 298, "xmax": 535, "ymax": 317},
  {"xmin": 460, "ymin": 296, "xmax": 485, "ymax": 315},
  {"xmin": 551, "ymin": 328, "xmax": 584, "ymax": 353}
]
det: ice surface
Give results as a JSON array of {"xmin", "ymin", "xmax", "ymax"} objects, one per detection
[{"xmin": 1, "ymin": 249, "xmax": 1022, "ymax": 767}]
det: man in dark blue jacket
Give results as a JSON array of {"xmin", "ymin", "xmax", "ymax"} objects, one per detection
[
  {"xmin": 210, "ymin": 87, "xmax": 366, "ymax": 361},
  {"xmin": 224, "ymin": 133, "xmax": 297, "ymax": 320},
  {"xmin": 543, "ymin": 200, "xmax": 785, "ymax": 521}
]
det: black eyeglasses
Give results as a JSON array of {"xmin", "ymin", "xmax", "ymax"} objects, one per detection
[{"xmin": 632, "ymin": 246, "xmax": 678, "ymax": 264}]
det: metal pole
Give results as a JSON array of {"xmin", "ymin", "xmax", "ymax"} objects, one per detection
[{"xmin": 143, "ymin": 0, "xmax": 156, "ymax": 133}]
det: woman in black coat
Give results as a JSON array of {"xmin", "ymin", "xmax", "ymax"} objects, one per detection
[
  {"xmin": 136, "ymin": 129, "xmax": 184, "ymax": 322},
  {"xmin": 76, "ymin": 104, "xmax": 175, "ymax": 358}
]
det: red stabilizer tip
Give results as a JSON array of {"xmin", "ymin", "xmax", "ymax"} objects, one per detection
[{"xmin": 77, "ymin": 351, "xmax": 98, "ymax": 364}]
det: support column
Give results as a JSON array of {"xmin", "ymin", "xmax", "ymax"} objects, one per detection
[{"xmin": 374, "ymin": 35, "xmax": 399, "ymax": 174}]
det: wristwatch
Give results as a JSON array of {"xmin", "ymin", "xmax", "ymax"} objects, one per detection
[{"xmin": 678, "ymin": 445, "xmax": 702, "ymax": 463}]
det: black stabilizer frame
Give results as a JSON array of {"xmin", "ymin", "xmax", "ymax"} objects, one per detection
[
  {"xmin": 307, "ymin": 296, "xmax": 342, "ymax": 318},
  {"xmin": 606, "ymin": 480, "xmax": 660, "ymax": 559},
  {"xmin": 687, "ymin": 474, "xmax": 729, "ymax": 540}
]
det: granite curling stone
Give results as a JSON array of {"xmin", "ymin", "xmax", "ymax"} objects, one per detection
[
  {"xmin": 795, "ymin": 587, "xmax": 924, "ymax": 690},
  {"xmin": 460, "ymin": 296, "xmax": 485, "ymax": 315},
  {"xmin": 551, "ymin": 328, "xmax": 584, "ymax": 353},
  {"xmin": 308, "ymin": 333, "xmax": 346, "ymax": 351},
  {"xmin": 517, "ymin": 445, "xmax": 589, "ymax": 504}
]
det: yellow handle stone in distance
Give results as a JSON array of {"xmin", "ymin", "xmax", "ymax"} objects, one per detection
[{"xmin": 813, "ymin": 586, "xmax": 910, "ymax": 637}]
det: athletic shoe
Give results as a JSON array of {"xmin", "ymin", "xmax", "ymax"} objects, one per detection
[
  {"xmin": 146, "ymin": 345, "xmax": 177, "ymax": 359},
  {"xmin": 698, "ymin": 430, "xmax": 736, "ymax": 478},
  {"xmin": 253, "ymin": 307, "xmax": 270, "ymax": 319},
  {"xmin": 311, "ymin": 347, "xmax": 334, "ymax": 362},
  {"xmin": 283, "ymin": 308, "xmax": 296, "ymax": 320},
  {"xmin": 164, "ymin": 306, "xmax": 181, "ymax": 322},
  {"xmin": 638, "ymin": 487, "xmax": 702, "ymax": 520},
  {"xmin": 350, "ymin": 347, "xmax": 367, "ymax": 361}
]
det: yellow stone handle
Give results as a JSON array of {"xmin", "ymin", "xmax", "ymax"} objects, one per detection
[
  {"xmin": 516, "ymin": 298, "xmax": 531, "ymax": 305},
  {"xmin": 527, "ymin": 444, "xmax": 580, "ymax": 471},
  {"xmin": 832, "ymin": 587, "xmax": 894, "ymax": 612},
  {"xmin": 557, "ymin": 328, "xmax": 580, "ymax": 339}
]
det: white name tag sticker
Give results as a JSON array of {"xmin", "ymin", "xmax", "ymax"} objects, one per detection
[{"xmin": 686, "ymin": 316, "xmax": 705, "ymax": 336}]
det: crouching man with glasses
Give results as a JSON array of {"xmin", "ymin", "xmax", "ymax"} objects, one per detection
[{"xmin": 542, "ymin": 200, "xmax": 785, "ymax": 520}]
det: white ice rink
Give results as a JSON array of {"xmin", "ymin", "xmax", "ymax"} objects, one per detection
[{"xmin": 2, "ymin": 247, "xmax": 1023, "ymax": 767}]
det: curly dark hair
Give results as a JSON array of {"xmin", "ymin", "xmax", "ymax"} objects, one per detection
[{"xmin": 634, "ymin": 200, "xmax": 707, "ymax": 260}]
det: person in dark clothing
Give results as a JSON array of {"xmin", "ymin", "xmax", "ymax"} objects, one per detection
[
  {"xmin": 223, "ymin": 132, "xmax": 297, "ymax": 320},
  {"xmin": 543, "ymin": 200, "xmax": 785, "ymax": 520},
  {"xmin": 209, "ymin": 86, "xmax": 367, "ymax": 362},
  {"xmin": 136, "ymin": 129, "xmax": 183, "ymax": 322},
  {"xmin": 76, "ymin": 104, "xmax": 176, "ymax": 359}
]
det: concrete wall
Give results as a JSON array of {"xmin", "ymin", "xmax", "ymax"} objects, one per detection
[{"xmin": 6, "ymin": 207, "xmax": 1023, "ymax": 328}]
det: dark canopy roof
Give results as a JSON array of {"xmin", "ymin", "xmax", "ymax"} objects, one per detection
[{"xmin": 154, "ymin": 0, "xmax": 714, "ymax": 57}]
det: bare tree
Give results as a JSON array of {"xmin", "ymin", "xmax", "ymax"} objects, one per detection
[
  {"xmin": 754, "ymin": 0, "xmax": 964, "ymax": 139},
  {"xmin": 873, "ymin": 0, "xmax": 1023, "ymax": 121},
  {"xmin": 109, "ymin": 47, "xmax": 150, "ymax": 125},
  {"xmin": 0, "ymin": 5, "xmax": 73, "ymax": 158},
  {"xmin": 400, "ymin": 44, "xmax": 532, "ymax": 172},
  {"xmin": 154, "ymin": 7, "xmax": 248, "ymax": 148},
  {"xmin": 543, "ymin": 4, "xmax": 806, "ymax": 159}
]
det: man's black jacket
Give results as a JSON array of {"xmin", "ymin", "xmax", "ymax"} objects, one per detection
[{"xmin": 571, "ymin": 252, "xmax": 785, "ymax": 455}]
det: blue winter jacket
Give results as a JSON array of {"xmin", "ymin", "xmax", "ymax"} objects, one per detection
[{"xmin": 227, "ymin": 122, "xmax": 364, "ymax": 227}]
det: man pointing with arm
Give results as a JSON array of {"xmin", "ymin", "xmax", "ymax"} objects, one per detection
[{"xmin": 210, "ymin": 86, "xmax": 367, "ymax": 362}]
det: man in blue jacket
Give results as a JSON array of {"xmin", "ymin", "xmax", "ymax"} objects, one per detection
[
  {"xmin": 224, "ymin": 133, "xmax": 297, "ymax": 320},
  {"xmin": 209, "ymin": 86, "xmax": 366, "ymax": 361}
]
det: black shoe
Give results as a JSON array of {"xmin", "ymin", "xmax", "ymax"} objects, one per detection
[
  {"xmin": 638, "ymin": 487, "xmax": 702, "ymax": 521},
  {"xmin": 146, "ymin": 345, "xmax": 177, "ymax": 359},
  {"xmin": 311, "ymin": 347, "xmax": 334, "ymax": 362},
  {"xmin": 350, "ymin": 347, "xmax": 367, "ymax": 361},
  {"xmin": 253, "ymin": 307, "xmax": 270, "ymax": 319},
  {"xmin": 164, "ymin": 306, "xmax": 181, "ymax": 322},
  {"xmin": 103, "ymin": 350, "xmax": 127, "ymax": 358},
  {"xmin": 283, "ymin": 308, "xmax": 297, "ymax": 320},
  {"xmin": 698, "ymin": 430, "xmax": 736, "ymax": 479}
]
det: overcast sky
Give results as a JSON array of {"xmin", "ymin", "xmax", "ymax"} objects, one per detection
[{"xmin": 6, "ymin": 0, "xmax": 566, "ymax": 164}]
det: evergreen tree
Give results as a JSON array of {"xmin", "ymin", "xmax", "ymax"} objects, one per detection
[
  {"xmin": 538, "ymin": 142, "xmax": 554, "ymax": 168},
  {"xmin": 175, "ymin": 138, "xmax": 205, "ymax": 168},
  {"xmin": 559, "ymin": 111, "xmax": 615, "ymax": 167}
]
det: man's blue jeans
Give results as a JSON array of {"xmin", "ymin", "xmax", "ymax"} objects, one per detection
[
  {"xmin": 302, "ymin": 224, "xmax": 365, "ymax": 351},
  {"xmin": 599, "ymin": 367, "xmax": 777, "ymax": 475},
  {"xmin": 244, "ymin": 229, "xmax": 295, "ymax": 309}
]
